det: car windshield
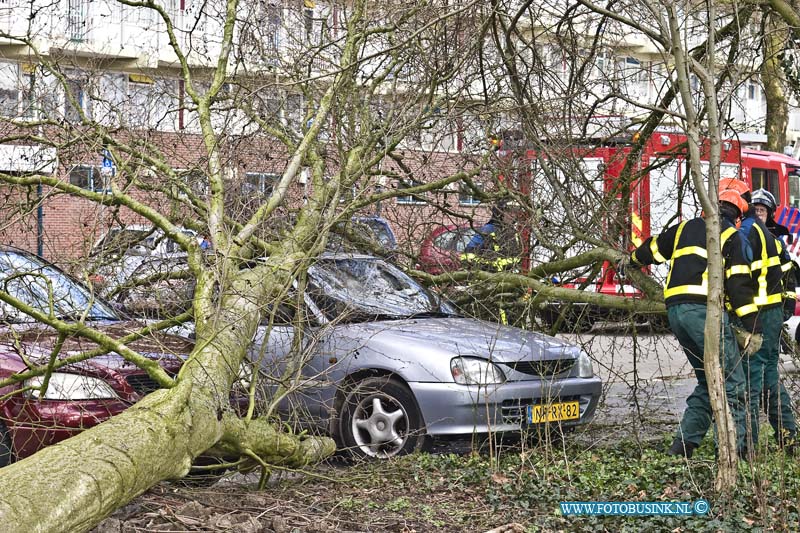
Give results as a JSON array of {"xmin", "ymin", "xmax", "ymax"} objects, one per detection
[
  {"xmin": 307, "ymin": 258, "xmax": 446, "ymax": 321},
  {"xmin": 94, "ymin": 228, "xmax": 159, "ymax": 255},
  {"xmin": 0, "ymin": 250, "xmax": 118, "ymax": 322},
  {"xmin": 434, "ymin": 228, "xmax": 478, "ymax": 252},
  {"xmin": 93, "ymin": 228, "xmax": 194, "ymax": 256}
]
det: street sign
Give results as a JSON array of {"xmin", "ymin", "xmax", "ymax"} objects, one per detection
[{"xmin": 101, "ymin": 149, "xmax": 115, "ymax": 176}]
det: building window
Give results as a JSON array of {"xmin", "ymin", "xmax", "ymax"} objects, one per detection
[
  {"xmin": 173, "ymin": 169, "xmax": 208, "ymax": 199},
  {"xmin": 20, "ymin": 71, "xmax": 35, "ymax": 119},
  {"xmin": 127, "ymin": 74, "xmax": 155, "ymax": 127},
  {"xmin": 69, "ymin": 165, "xmax": 107, "ymax": 191},
  {"xmin": 748, "ymin": 83, "xmax": 757, "ymax": 100},
  {"xmin": 0, "ymin": 63, "xmax": 16, "ymax": 117},
  {"xmin": 396, "ymin": 179, "xmax": 426, "ymax": 205},
  {"xmin": 67, "ymin": 0, "xmax": 87, "ymax": 41},
  {"xmin": 242, "ymin": 172, "xmax": 278, "ymax": 195},
  {"xmin": 265, "ymin": 3, "xmax": 282, "ymax": 58},
  {"xmin": 65, "ymin": 78, "xmax": 92, "ymax": 123},
  {"xmin": 458, "ymin": 184, "xmax": 481, "ymax": 206}
]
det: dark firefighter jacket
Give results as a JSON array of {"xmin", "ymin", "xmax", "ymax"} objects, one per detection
[
  {"xmin": 630, "ymin": 216, "xmax": 760, "ymax": 332},
  {"xmin": 740, "ymin": 216, "xmax": 792, "ymax": 310}
]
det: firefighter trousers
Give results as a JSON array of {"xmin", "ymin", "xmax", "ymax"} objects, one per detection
[
  {"xmin": 745, "ymin": 306, "xmax": 797, "ymax": 448},
  {"xmin": 667, "ymin": 303, "xmax": 748, "ymax": 454}
]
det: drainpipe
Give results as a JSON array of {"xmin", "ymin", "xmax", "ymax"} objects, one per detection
[{"xmin": 37, "ymin": 183, "xmax": 43, "ymax": 257}]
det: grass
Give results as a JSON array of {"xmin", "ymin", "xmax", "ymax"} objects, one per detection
[
  {"xmin": 269, "ymin": 435, "xmax": 800, "ymax": 532},
  {"xmin": 110, "ymin": 430, "xmax": 800, "ymax": 532}
]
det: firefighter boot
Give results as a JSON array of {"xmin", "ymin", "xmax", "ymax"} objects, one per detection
[{"xmin": 667, "ymin": 439, "xmax": 697, "ymax": 458}]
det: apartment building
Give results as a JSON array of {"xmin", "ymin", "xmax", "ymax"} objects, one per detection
[{"xmin": 0, "ymin": 0, "xmax": 796, "ymax": 261}]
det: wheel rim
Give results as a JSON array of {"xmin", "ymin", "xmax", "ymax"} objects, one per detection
[{"xmin": 350, "ymin": 393, "xmax": 409, "ymax": 458}]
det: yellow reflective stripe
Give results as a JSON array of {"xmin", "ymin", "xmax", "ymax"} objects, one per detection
[
  {"xmin": 650, "ymin": 238, "xmax": 667, "ymax": 263},
  {"xmin": 782, "ymin": 262, "xmax": 793, "ymax": 272},
  {"xmin": 674, "ymin": 246, "xmax": 707, "ymax": 259},
  {"xmin": 664, "ymin": 284, "xmax": 708, "ymax": 298},
  {"xmin": 664, "ymin": 222, "xmax": 687, "ymax": 298},
  {"xmin": 734, "ymin": 303, "xmax": 759, "ymax": 316},
  {"xmin": 632, "ymin": 211, "xmax": 643, "ymax": 232},
  {"xmin": 632, "ymin": 212, "xmax": 644, "ymax": 247},
  {"xmin": 751, "ymin": 257, "xmax": 782, "ymax": 269},
  {"xmin": 727, "ymin": 265, "xmax": 751, "ymax": 276},
  {"xmin": 751, "ymin": 224, "xmax": 784, "ymax": 307},
  {"xmin": 721, "ymin": 227, "xmax": 736, "ymax": 246},
  {"xmin": 459, "ymin": 253, "xmax": 477, "ymax": 261},
  {"xmin": 754, "ymin": 293, "xmax": 783, "ymax": 306}
]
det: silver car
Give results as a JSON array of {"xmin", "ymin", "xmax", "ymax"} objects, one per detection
[
  {"xmin": 251, "ymin": 254, "xmax": 602, "ymax": 459},
  {"xmin": 87, "ymin": 225, "xmax": 201, "ymax": 298}
]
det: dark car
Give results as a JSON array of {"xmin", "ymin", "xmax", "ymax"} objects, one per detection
[
  {"xmin": 0, "ymin": 247, "xmax": 194, "ymax": 466},
  {"xmin": 353, "ymin": 216, "xmax": 397, "ymax": 252}
]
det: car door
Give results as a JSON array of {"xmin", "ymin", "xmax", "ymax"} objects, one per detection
[{"xmin": 250, "ymin": 292, "xmax": 333, "ymax": 428}]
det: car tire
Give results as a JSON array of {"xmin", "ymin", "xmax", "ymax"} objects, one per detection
[
  {"xmin": 540, "ymin": 306, "xmax": 594, "ymax": 333},
  {"xmin": 0, "ymin": 420, "xmax": 14, "ymax": 467},
  {"xmin": 338, "ymin": 377, "xmax": 426, "ymax": 460}
]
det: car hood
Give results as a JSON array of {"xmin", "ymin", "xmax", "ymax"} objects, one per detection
[
  {"xmin": 334, "ymin": 317, "xmax": 581, "ymax": 362},
  {"xmin": 0, "ymin": 320, "xmax": 192, "ymax": 369}
]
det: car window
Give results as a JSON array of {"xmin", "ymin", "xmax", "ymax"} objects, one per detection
[
  {"xmin": 362, "ymin": 220, "xmax": 394, "ymax": 248},
  {"xmin": 453, "ymin": 229, "xmax": 478, "ymax": 252},
  {"xmin": 307, "ymin": 258, "xmax": 441, "ymax": 321},
  {"xmin": 0, "ymin": 250, "xmax": 118, "ymax": 322},
  {"xmin": 432, "ymin": 228, "xmax": 478, "ymax": 252},
  {"xmin": 432, "ymin": 230, "xmax": 456, "ymax": 250}
]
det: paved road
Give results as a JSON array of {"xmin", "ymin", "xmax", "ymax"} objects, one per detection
[{"xmin": 560, "ymin": 325, "xmax": 800, "ymax": 447}]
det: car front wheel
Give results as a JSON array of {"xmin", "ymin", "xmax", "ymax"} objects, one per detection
[{"xmin": 338, "ymin": 377, "xmax": 425, "ymax": 459}]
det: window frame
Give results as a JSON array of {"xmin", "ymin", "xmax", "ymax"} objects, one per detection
[
  {"xmin": 396, "ymin": 179, "xmax": 427, "ymax": 205},
  {"xmin": 242, "ymin": 171, "xmax": 279, "ymax": 196},
  {"xmin": 68, "ymin": 165, "xmax": 108, "ymax": 192}
]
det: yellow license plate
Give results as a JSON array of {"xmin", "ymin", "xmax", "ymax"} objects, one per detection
[{"xmin": 527, "ymin": 401, "xmax": 580, "ymax": 424}]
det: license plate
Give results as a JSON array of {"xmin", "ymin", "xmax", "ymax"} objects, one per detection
[{"xmin": 527, "ymin": 401, "xmax": 580, "ymax": 424}]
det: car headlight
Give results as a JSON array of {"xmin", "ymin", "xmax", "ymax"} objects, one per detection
[
  {"xmin": 451, "ymin": 357, "xmax": 506, "ymax": 385},
  {"xmin": 235, "ymin": 362, "xmax": 254, "ymax": 391},
  {"xmin": 577, "ymin": 351, "xmax": 594, "ymax": 378},
  {"xmin": 24, "ymin": 373, "xmax": 118, "ymax": 400}
]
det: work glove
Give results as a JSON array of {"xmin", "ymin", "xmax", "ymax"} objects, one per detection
[
  {"xmin": 733, "ymin": 326, "xmax": 763, "ymax": 357},
  {"xmin": 615, "ymin": 255, "xmax": 630, "ymax": 278}
]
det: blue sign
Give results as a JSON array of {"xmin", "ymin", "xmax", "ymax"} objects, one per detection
[{"xmin": 102, "ymin": 150, "xmax": 114, "ymax": 168}]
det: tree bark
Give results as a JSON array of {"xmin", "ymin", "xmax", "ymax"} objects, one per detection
[{"xmin": 761, "ymin": 11, "xmax": 790, "ymax": 152}]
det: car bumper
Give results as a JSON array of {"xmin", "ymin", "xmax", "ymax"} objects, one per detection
[
  {"xmin": 4, "ymin": 400, "xmax": 127, "ymax": 460},
  {"xmin": 408, "ymin": 377, "xmax": 602, "ymax": 436}
]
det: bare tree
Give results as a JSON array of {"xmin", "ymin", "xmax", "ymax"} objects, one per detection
[{"xmin": 0, "ymin": 1, "xmax": 497, "ymax": 530}]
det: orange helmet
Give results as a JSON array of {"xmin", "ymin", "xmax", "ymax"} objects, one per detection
[
  {"xmin": 719, "ymin": 188, "xmax": 749, "ymax": 216},
  {"xmin": 719, "ymin": 178, "xmax": 750, "ymax": 197}
]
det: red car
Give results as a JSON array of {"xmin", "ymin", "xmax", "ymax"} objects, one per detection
[
  {"xmin": 0, "ymin": 247, "xmax": 193, "ymax": 466},
  {"xmin": 417, "ymin": 224, "xmax": 485, "ymax": 275}
]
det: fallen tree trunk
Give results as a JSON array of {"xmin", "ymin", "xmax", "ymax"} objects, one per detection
[{"xmin": 0, "ymin": 258, "xmax": 336, "ymax": 533}]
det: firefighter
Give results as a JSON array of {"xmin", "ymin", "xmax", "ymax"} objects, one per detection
[
  {"xmin": 461, "ymin": 204, "xmax": 521, "ymax": 324},
  {"xmin": 620, "ymin": 178, "xmax": 761, "ymax": 458},
  {"xmin": 739, "ymin": 188, "xmax": 797, "ymax": 453}
]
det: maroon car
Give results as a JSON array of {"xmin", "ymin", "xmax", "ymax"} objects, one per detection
[
  {"xmin": 0, "ymin": 247, "xmax": 193, "ymax": 466},
  {"xmin": 417, "ymin": 224, "xmax": 484, "ymax": 275}
]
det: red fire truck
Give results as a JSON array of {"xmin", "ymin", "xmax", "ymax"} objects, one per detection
[{"xmin": 498, "ymin": 131, "xmax": 800, "ymax": 329}]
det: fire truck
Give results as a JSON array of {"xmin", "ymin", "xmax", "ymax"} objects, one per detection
[{"xmin": 498, "ymin": 131, "xmax": 800, "ymax": 329}]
